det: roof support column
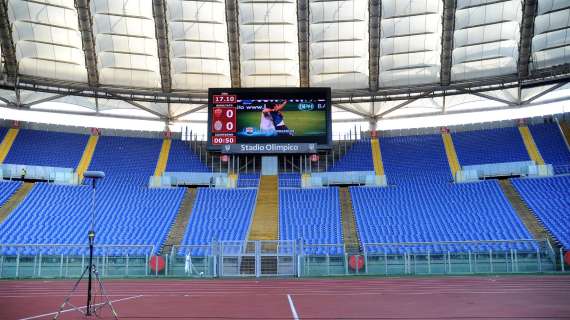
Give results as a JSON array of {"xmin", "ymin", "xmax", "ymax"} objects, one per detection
[
  {"xmin": 75, "ymin": 0, "xmax": 99, "ymax": 87},
  {"xmin": 0, "ymin": 0, "xmax": 18, "ymax": 82},
  {"xmin": 297, "ymin": 0, "xmax": 310, "ymax": 87},
  {"xmin": 368, "ymin": 0, "xmax": 381, "ymax": 91},
  {"xmin": 226, "ymin": 0, "xmax": 241, "ymax": 88},
  {"xmin": 152, "ymin": 0, "xmax": 172, "ymax": 92},
  {"xmin": 440, "ymin": 0, "xmax": 456, "ymax": 86},
  {"xmin": 518, "ymin": 0, "xmax": 537, "ymax": 78}
]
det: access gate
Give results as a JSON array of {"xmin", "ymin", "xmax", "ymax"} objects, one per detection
[{"xmin": 218, "ymin": 240, "xmax": 297, "ymax": 277}]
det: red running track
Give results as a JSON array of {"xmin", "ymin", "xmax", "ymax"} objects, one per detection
[{"xmin": 1, "ymin": 276, "xmax": 569, "ymax": 320}]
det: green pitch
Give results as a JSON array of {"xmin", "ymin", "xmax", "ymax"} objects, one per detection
[{"xmin": 237, "ymin": 110, "xmax": 327, "ymax": 136}]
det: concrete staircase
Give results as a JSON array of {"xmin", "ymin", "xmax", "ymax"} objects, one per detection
[
  {"xmin": 76, "ymin": 134, "xmax": 99, "ymax": 182},
  {"xmin": 160, "ymin": 188, "xmax": 197, "ymax": 254},
  {"xmin": 560, "ymin": 121, "xmax": 570, "ymax": 151},
  {"xmin": 441, "ymin": 132, "xmax": 461, "ymax": 178},
  {"xmin": 498, "ymin": 179, "xmax": 559, "ymax": 249},
  {"xmin": 154, "ymin": 138, "xmax": 172, "ymax": 177},
  {"xmin": 518, "ymin": 126, "xmax": 545, "ymax": 165},
  {"xmin": 339, "ymin": 187, "xmax": 361, "ymax": 254},
  {"xmin": 0, "ymin": 182, "xmax": 34, "ymax": 223},
  {"xmin": 370, "ymin": 138, "xmax": 385, "ymax": 176},
  {"xmin": 0, "ymin": 128, "xmax": 19, "ymax": 164},
  {"xmin": 248, "ymin": 175, "xmax": 279, "ymax": 240}
]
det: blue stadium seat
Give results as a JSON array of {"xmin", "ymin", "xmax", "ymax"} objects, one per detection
[
  {"xmin": 279, "ymin": 173, "xmax": 301, "ymax": 188},
  {"xmin": 166, "ymin": 140, "xmax": 209, "ymax": 172},
  {"xmin": 529, "ymin": 123, "xmax": 570, "ymax": 174},
  {"xmin": 0, "ymin": 180, "xmax": 21, "ymax": 207},
  {"xmin": 178, "ymin": 188, "xmax": 256, "ymax": 256},
  {"xmin": 453, "ymin": 127, "xmax": 530, "ymax": 166},
  {"xmin": 350, "ymin": 181, "xmax": 534, "ymax": 254},
  {"xmin": 512, "ymin": 176, "xmax": 570, "ymax": 250},
  {"xmin": 0, "ymin": 135, "xmax": 186, "ymax": 256},
  {"xmin": 238, "ymin": 173, "xmax": 259, "ymax": 188},
  {"xmin": 329, "ymin": 139, "xmax": 374, "ymax": 172},
  {"xmin": 279, "ymin": 188, "xmax": 343, "ymax": 255},
  {"xmin": 381, "ymin": 134, "xmax": 451, "ymax": 185},
  {"xmin": 4, "ymin": 129, "xmax": 88, "ymax": 168}
]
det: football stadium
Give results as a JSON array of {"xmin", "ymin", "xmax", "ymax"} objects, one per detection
[{"xmin": 0, "ymin": 0, "xmax": 569, "ymax": 319}]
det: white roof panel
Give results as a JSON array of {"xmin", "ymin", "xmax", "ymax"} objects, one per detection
[
  {"xmin": 8, "ymin": 0, "xmax": 86, "ymax": 82},
  {"xmin": 379, "ymin": 0, "xmax": 442, "ymax": 87},
  {"xmin": 309, "ymin": 0, "xmax": 369, "ymax": 89},
  {"xmin": 167, "ymin": 0, "xmax": 231, "ymax": 90},
  {"xmin": 532, "ymin": 4, "xmax": 570, "ymax": 70},
  {"xmin": 91, "ymin": 0, "xmax": 161, "ymax": 88},
  {"xmin": 239, "ymin": 0, "xmax": 299, "ymax": 87},
  {"xmin": 452, "ymin": 0, "xmax": 522, "ymax": 81}
]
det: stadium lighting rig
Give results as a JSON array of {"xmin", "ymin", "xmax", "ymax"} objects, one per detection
[{"xmin": 53, "ymin": 171, "xmax": 119, "ymax": 320}]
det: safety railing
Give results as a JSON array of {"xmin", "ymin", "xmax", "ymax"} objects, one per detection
[{"xmin": 0, "ymin": 240, "xmax": 566, "ymax": 279}]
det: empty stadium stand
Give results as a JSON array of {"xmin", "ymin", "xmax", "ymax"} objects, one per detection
[
  {"xmin": 350, "ymin": 181, "xmax": 534, "ymax": 253},
  {"xmin": 166, "ymin": 140, "xmax": 209, "ymax": 172},
  {"xmin": 529, "ymin": 123, "xmax": 570, "ymax": 174},
  {"xmin": 329, "ymin": 139, "xmax": 374, "ymax": 172},
  {"xmin": 279, "ymin": 173, "xmax": 301, "ymax": 188},
  {"xmin": 0, "ymin": 180, "xmax": 21, "ymax": 208},
  {"xmin": 237, "ymin": 173, "xmax": 260, "ymax": 188},
  {"xmin": 179, "ymin": 188, "xmax": 256, "ymax": 255},
  {"xmin": 279, "ymin": 188, "xmax": 343, "ymax": 255},
  {"xmin": 512, "ymin": 176, "xmax": 570, "ymax": 250},
  {"xmin": 381, "ymin": 134, "xmax": 452, "ymax": 185},
  {"xmin": 3, "ymin": 129, "xmax": 87, "ymax": 168},
  {"xmin": 0, "ymin": 135, "xmax": 186, "ymax": 255},
  {"xmin": 0, "ymin": 182, "xmax": 184, "ymax": 255},
  {"xmin": 453, "ymin": 127, "xmax": 530, "ymax": 165}
]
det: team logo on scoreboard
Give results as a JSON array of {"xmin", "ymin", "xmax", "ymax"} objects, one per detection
[
  {"xmin": 245, "ymin": 127, "xmax": 254, "ymax": 134},
  {"xmin": 224, "ymin": 145, "xmax": 231, "ymax": 152},
  {"xmin": 214, "ymin": 120, "xmax": 223, "ymax": 131}
]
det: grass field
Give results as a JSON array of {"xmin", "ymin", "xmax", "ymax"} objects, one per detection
[{"xmin": 237, "ymin": 110, "xmax": 327, "ymax": 136}]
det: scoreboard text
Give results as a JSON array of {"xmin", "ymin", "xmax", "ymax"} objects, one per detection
[{"xmin": 211, "ymin": 95, "xmax": 237, "ymax": 145}]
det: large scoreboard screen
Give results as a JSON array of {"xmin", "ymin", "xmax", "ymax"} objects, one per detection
[{"xmin": 208, "ymin": 87, "xmax": 331, "ymax": 151}]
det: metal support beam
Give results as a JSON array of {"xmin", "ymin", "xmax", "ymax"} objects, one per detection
[
  {"xmin": 522, "ymin": 81, "xmax": 568, "ymax": 104},
  {"xmin": 0, "ymin": 0, "xmax": 18, "ymax": 82},
  {"xmin": 368, "ymin": 0, "xmax": 381, "ymax": 91},
  {"xmin": 152, "ymin": 0, "xmax": 171, "ymax": 92},
  {"xmin": 297, "ymin": 0, "xmax": 310, "ymax": 87},
  {"xmin": 23, "ymin": 92, "xmax": 81, "ymax": 108},
  {"xmin": 458, "ymin": 89, "xmax": 518, "ymax": 106},
  {"xmin": 376, "ymin": 92, "xmax": 432, "ymax": 118},
  {"xmin": 333, "ymin": 104, "xmax": 373, "ymax": 119},
  {"xmin": 107, "ymin": 93, "xmax": 168, "ymax": 119},
  {"xmin": 172, "ymin": 104, "xmax": 208, "ymax": 120},
  {"xmin": 440, "ymin": 0, "xmax": 456, "ymax": 86},
  {"xmin": 518, "ymin": 0, "xmax": 537, "ymax": 78},
  {"xmin": 225, "ymin": 0, "xmax": 241, "ymax": 88}
]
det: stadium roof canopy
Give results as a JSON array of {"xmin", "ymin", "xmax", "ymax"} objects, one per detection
[{"xmin": 0, "ymin": 0, "xmax": 570, "ymax": 127}]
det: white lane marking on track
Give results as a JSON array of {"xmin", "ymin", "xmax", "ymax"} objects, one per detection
[
  {"xmin": 287, "ymin": 294, "xmax": 300, "ymax": 320},
  {"xmin": 18, "ymin": 294, "xmax": 144, "ymax": 320}
]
